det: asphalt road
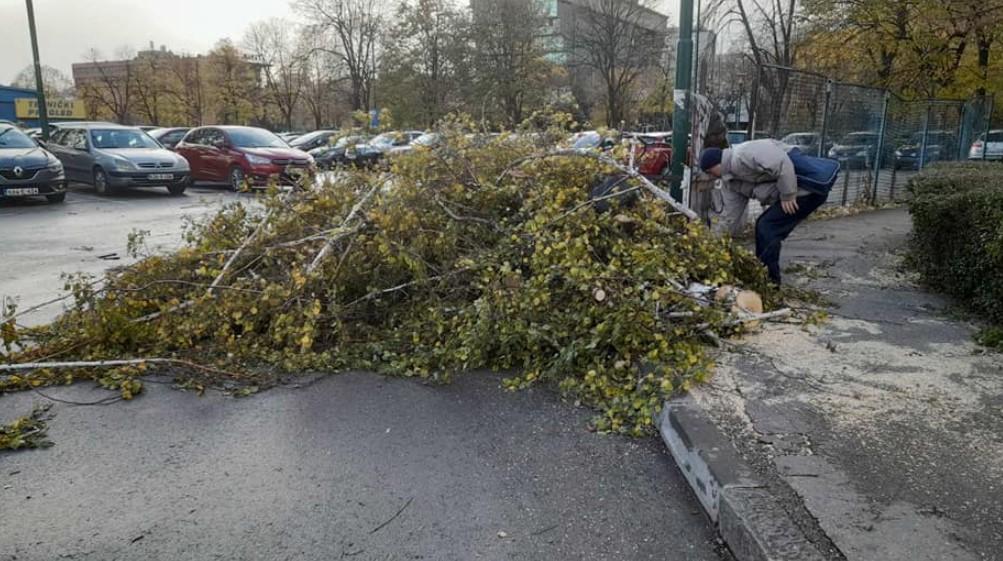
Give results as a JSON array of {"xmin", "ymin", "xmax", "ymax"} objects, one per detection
[
  {"xmin": 2, "ymin": 374, "xmax": 727, "ymax": 561},
  {"xmin": 0, "ymin": 182, "xmax": 244, "ymax": 326},
  {"xmin": 1, "ymin": 181, "xmax": 727, "ymax": 560}
]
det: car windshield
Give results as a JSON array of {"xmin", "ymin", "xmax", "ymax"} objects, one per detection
[
  {"xmin": 90, "ymin": 129, "xmax": 160, "ymax": 149},
  {"xmin": 783, "ymin": 134, "xmax": 814, "ymax": 145},
  {"xmin": 987, "ymin": 132, "xmax": 1003, "ymax": 142},
  {"xmin": 334, "ymin": 136, "xmax": 364, "ymax": 148},
  {"xmin": 726, "ymin": 131, "xmax": 748, "ymax": 145},
  {"xmin": 370, "ymin": 133, "xmax": 401, "ymax": 146},
  {"xmin": 413, "ymin": 133, "xmax": 440, "ymax": 146},
  {"xmin": 0, "ymin": 127, "xmax": 38, "ymax": 149},
  {"xmin": 572, "ymin": 132, "xmax": 601, "ymax": 149},
  {"xmin": 840, "ymin": 133, "xmax": 876, "ymax": 144},
  {"xmin": 291, "ymin": 131, "xmax": 330, "ymax": 147},
  {"xmin": 228, "ymin": 128, "xmax": 287, "ymax": 148}
]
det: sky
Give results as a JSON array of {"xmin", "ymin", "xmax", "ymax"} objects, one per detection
[{"xmin": 1, "ymin": 0, "xmax": 683, "ymax": 87}]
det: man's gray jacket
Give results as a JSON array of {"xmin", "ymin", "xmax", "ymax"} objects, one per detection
[{"xmin": 720, "ymin": 139, "xmax": 799, "ymax": 204}]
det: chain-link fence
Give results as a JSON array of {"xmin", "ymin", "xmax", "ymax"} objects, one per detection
[{"xmin": 748, "ymin": 65, "xmax": 996, "ymax": 207}]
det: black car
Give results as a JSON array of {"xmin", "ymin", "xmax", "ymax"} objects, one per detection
[
  {"xmin": 894, "ymin": 131, "xmax": 957, "ymax": 170},
  {"xmin": 827, "ymin": 132, "xmax": 894, "ymax": 169},
  {"xmin": 290, "ymin": 130, "xmax": 338, "ymax": 152},
  {"xmin": 345, "ymin": 131, "xmax": 423, "ymax": 168},
  {"xmin": 0, "ymin": 124, "xmax": 67, "ymax": 203},
  {"xmin": 309, "ymin": 134, "xmax": 369, "ymax": 169},
  {"xmin": 780, "ymin": 132, "xmax": 833, "ymax": 157},
  {"xmin": 148, "ymin": 127, "xmax": 191, "ymax": 150}
]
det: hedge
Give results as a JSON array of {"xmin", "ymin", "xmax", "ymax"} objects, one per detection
[{"xmin": 908, "ymin": 162, "xmax": 1003, "ymax": 324}]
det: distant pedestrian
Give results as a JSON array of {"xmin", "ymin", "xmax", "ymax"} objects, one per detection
[{"xmin": 700, "ymin": 140, "xmax": 839, "ymax": 284}]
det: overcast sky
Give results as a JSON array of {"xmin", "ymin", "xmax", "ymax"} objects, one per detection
[{"xmin": 2, "ymin": 0, "xmax": 682, "ymax": 86}]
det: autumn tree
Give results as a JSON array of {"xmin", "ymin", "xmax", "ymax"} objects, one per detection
[
  {"xmin": 378, "ymin": 0, "xmax": 472, "ymax": 127},
  {"xmin": 206, "ymin": 39, "xmax": 260, "ymax": 125},
  {"xmin": 800, "ymin": 0, "xmax": 1003, "ymax": 98},
  {"xmin": 469, "ymin": 0, "xmax": 554, "ymax": 127}
]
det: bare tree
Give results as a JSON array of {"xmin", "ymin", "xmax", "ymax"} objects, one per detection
[
  {"xmin": 711, "ymin": 0, "xmax": 800, "ymax": 133},
  {"xmin": 78, "ymin": 47, "xmax": 133, "ymax": 123},
  {"xmin": 243, "ymin": 19, "xmax": 306, "ymax": 131},
  {"xmin": 298, "ymin": 35, "xmax": 346, "ymax": 129},
  {"xmin": 11, "ymin": 65, "xmax": 74, "ymax": 97},
  {"xmin": 295, "ymin": 0, "xmax": 383, "ymax": 112},
  {"xmin": 573, "ymin": 0, "xmax": 667, "ymax": 127}
]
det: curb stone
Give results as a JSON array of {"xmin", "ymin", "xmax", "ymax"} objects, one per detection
[{"xmin": 657, "ymin": 396, "xmax": 827, "ymax": 561}]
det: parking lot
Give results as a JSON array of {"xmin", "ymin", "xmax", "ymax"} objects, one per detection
[{"xmin": 0, "ymin": 182, "xmax": 245, "ymax": 326}]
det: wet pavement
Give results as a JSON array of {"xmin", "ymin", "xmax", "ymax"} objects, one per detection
[
  {"xmin": 1, "ymin": 373, "xmax": 727, "ymax": 561},
  {"xmin": 0, "ymin": 183, "xmax": 244, "ymax": 326}
]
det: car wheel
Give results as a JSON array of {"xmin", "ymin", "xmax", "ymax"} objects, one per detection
[
  {"xmin": 45, "ymin": 192, "xmax": 66, "ymax": 204},
  {"xmin": 167, "ymin": 182, "xmax": 187, "ymax": 196},
  {"xmin": 229, "ymin": 167, "xmax": 245, "ymax": 192},
  {"xmin": 93, "ymin": 167, "xmax": 115, "ymax": 195}
]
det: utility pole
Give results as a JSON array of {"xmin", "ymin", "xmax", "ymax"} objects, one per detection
[
  {"xmin": 25, "ymin": 0, "xmax": 50, "ymax": 141},
  {"xmin": 669, "ymin": 0, "xmax": 694, "ymax": 201}
]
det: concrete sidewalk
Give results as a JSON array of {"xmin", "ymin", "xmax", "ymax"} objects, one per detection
[{"xmin": 693, "ymin": 207, "xmax": 1003, "ymax": 560}]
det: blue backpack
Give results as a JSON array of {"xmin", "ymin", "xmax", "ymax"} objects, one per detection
[{"xmin": 787, "ymin": 147, "xmax": 840, "ymax": 196}]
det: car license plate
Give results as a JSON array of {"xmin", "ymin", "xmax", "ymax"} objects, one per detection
[
  {"xmin": 148, "ymin": 173, "xmax": 173, "ymax": 180},
  {"xmin": 3, "ymin": 187, "xmax": 39, "ymax": 196}
]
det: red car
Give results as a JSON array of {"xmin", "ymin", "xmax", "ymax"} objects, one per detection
[
  {"xmin": 628, "ymin": 132, "xmax": 673, "ymax": 179},
  {"xmin": 570, "ymin": 130, "xmax": 673, "ymax": 180},
  {"xmin": 175, "ymin": 126, "xmax": 315, "ymax": 191}
]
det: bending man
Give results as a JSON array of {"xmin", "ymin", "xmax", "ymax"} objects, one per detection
[{"xmin": 700, "ymin": 140, "xmax": 838, "ymax": 284}]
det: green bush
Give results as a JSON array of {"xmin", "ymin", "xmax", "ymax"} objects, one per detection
[{"xmin": 908, "ymin": 162, "xmax": 1003, "ymax": 325}]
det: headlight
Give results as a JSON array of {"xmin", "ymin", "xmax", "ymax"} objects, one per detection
[
  {"xmin": 894, "ymin": 150, "xmax": 903, "ymax": 157},
  {"xmin": 46, "ymin": 159, "xmax": 63, "ymax": 171},
  {"xmin": 828, "ymin": 149, "xmax": 837, "ymax": 157},
  {"xmin": 306, "ymin": 155, "xmax": 316, "ymax": 165},
  {"xmin": 109, "ymin": 157, "xmax": 134, "ymax": 170},
  {"xmin": 246, "ymin": 154, "xmax": 271, "ymax": 165},
  {"xmin": 855, "ymin": 150, "xmax": 868, "ymax": 157}
]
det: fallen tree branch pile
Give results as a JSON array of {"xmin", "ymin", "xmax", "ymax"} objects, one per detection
[{"xmin": 1, "ymin": 128, "xmax": 776, "ymax": 434}]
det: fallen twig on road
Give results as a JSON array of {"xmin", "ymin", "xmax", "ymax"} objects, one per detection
[{"xmin": 370, "ymin": 497, "xmax": 414, "ymax": 534}]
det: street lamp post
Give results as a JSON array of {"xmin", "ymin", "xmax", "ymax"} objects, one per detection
[
  {"xmin": 669, "ymin": 0, "xmax": 694, "ymax": 201},
  {"xmin": 25, "ymin": 0, "xmax": 50, "ymax": 141}
]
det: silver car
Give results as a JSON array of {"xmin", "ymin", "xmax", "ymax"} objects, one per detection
[{"xmin": 46, "ymin": 124, "xmax": 191, "ymax": 196}]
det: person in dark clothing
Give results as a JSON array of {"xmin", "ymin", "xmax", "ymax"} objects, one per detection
[{"xmin": 700, "ymin": 141, "xmax": 837, "ymax": 284}]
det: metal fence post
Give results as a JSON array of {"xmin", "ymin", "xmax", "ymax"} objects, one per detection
[
  {"xmin": 956, "ymin": 102, "xmax": 968, "ymax": 161},
  {"xmin": 919, "ymin": 101, "xmax": 932, "ymax": 169},
  {"xmin": 983, "ymin": 95, "xmax": 995, "ymax": 161},
  {"xmin": 889, "ymin": 163, "xmax": 898, "ymax": 201},
  {"xmin": 819, "ymin": 80, "xmax": 833, "ymax": 157},
  {"xmin": 872, "ymin": 90, "xmax": 890, "ymax": 203},
  {"xmin": 841, "ymin": 162, "xmax": 850, "ymax": 205}
]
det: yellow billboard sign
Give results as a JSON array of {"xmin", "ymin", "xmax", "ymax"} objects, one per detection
[{"xmin": 15, "ymin": 98, "xmax": 86, "ymax": 120}]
